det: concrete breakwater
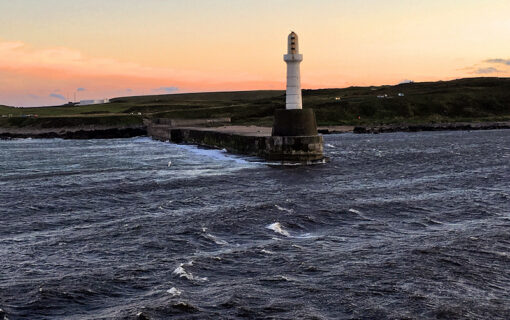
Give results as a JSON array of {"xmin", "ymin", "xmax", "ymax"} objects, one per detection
[
  {"xmin": 150, "ymin": 117, "xmax": 231, "ymax": 127},
  {"xmin": 147, "ymin": 124, "xmax": 324, "ymax": 162},
  {"xmin": 147, "ymin": 119, "xmax": 510, "ymax": 161}
]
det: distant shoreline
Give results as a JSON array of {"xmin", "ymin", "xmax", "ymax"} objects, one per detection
[
  {"xmin": 2, "ymin": 78, "xmax": 510, "ymax": 129},
  {"xmin": 353, "ymin": 121, "xmax": 510, "ymax": 134},
  {"xmin": 0, "ymin": 125, "xmax": 146, "ymax": 140},
  {"xmin": 1, "ymin": 121, "xmax": 509, "ymax": 140}
]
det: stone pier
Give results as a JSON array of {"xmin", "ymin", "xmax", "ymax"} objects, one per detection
[{"xmin": 146, "ymin": 122, "xmax": 325, "ymax": 164}]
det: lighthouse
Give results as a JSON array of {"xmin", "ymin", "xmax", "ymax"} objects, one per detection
[
  {"xmin": 284, "ymin": 32, "xmax": 303, "ymax": 110},
  {"xmin": 269, "ymin": 32, "xmax": 325, "ymax": 163}
]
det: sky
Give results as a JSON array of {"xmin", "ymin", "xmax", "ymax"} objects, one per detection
[{"xmin": 1, "ymin": 0, "xmax": 509, "ymax": 107}]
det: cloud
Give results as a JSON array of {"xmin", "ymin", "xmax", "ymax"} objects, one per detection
[
  {"xmin": 49, "ymin": 93, "xmax": 66, "ymax": 100},
  {"xmin": 153, "ymin": 86, "xmax": 179, "ymax": 93},
  {"xmin": 485, "ymin": 59, "xmax": 510, "ymax": 66},
  {"xmin": 463, "ymin": 59, "xmax": 510, "ymax": 75},
  {"xmin": 77, "ymin": 87, "xmax": 86, "ymax": 91},
  {"xmin": 0, "ymin": 40, "xmax": 233, "ymax": 83},
  {"xmin": 474, "ymin": 67, "xmax": 500, "ymax": 74},
  {"xmin": 0, "ymin": 40, "xmax": 275, "ymax": 106},
  {"xmin": 126, "ymin": 88, "xmax": 133, "ymax": 92}
]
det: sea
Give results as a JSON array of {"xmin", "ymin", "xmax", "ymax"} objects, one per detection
[{"xmin": 0, "ymin": 130, "xmax": 509, "ymax": 320}]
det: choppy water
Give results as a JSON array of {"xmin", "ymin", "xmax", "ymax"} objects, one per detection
[{"xmin": 1, "ymin": 130, "xmax": 509, "ymax": 319}]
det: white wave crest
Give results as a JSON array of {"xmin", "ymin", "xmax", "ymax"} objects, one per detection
[
  {"xmin": 206, "ymin": 234, "xmax": 228, "ymax": 245},
  {"xmin": 348, "ymin": 208, "xmax": 371, "ymax": 220},
  {"xmin": 202, "ymin": 227, "xmax": 228, "ymax": 245},
  {"xmin": 174, "ymin": 144, "xmax": 251, "ymax": 164},
  {"xmin": 266, "ymin": 222, "xmax": 290, "ymax": 237},
  {"xmin": 275, "ymin": 205, "xmax": 294, "ymax": 213},
  {"xmin": 167, "ymin": 287, "xmax": 182, "ymax": 296},
  {"xmin": 294, "ymin": 232, "xmax": 315, "ymax": 239},
  {"xmin": 172, "ymin": 262, "xmax": 208, "ymax": 281}
]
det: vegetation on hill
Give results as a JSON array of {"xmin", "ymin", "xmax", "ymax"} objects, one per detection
[
  {"xmin": 1, "ymin": 78, "xmax": 509, "ymax": 127},
  {"xmin": 308, "ymin": 77, "xmax": 510, "ymax": 125},
  {"xmin": 0, "ymin": 115, "xmax": 142, "ymax": 129}
]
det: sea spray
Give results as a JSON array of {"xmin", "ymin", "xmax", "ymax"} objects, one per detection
[{"xmin": 266, "ymin": 222, "xmax": 291, "ymax": 237}]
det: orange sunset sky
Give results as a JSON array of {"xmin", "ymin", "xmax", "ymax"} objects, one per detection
[{"xmin": 1, "ymin": 0, "xmax": 510, "ymax": 107}]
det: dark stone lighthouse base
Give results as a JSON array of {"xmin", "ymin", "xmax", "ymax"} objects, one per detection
[{"xmin": 268, "ymin": 109, "xmax": 325, "ymax": 163}]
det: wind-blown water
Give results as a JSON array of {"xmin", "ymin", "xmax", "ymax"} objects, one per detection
[{"xmin": 1, "ymin": 131, "xmax": 509, "ymax": 319}]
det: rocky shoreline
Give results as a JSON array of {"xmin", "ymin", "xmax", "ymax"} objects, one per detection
[
  {"xmin": 0, "ymin": 121, "xmax": 509, "ymax": 140},
  {"xmin": 0, "ymin": 125, "xmax": 147, "ymax": 140},
  {"xmin": 353, "ymin": 121, "xmax": 510, "ymax": 134}
]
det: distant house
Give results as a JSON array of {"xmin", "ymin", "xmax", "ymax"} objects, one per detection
[
  {"xmin": 398, "ymin": 93, "xmax": 405, "ymax": 97},
  {"xmin": 78, "ymin": 99, "xmax": 110, "ymax": 106}
]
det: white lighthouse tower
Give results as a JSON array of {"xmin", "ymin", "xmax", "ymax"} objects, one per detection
[
  {"xmin": 284, "ymin": 32, "xmax": 303, "ymax": 110},
  {"xmin": 270, "ymin": 32, "xmax": 324, "ymax": 163}
]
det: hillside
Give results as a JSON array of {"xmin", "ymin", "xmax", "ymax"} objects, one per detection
[{"xmin": 1, "ymin": 78, "xmax": 509, "ymax": 127}]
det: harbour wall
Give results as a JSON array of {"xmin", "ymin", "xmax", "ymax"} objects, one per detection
[
  {"xmin": 147, "ymin": 124, "xmax": 324, "ymax": 161},
  {"xmin": 151, "ymin": 117, "xmax": 231, "ymax": 127},
  {"xmin": 147, "ymin": 120, "xmax": 510, "ymax": 161}
]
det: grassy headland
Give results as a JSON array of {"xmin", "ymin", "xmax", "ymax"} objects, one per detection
[{"xmin": 1, "ymin": 77, "xmax": 509, "ymax": 128}]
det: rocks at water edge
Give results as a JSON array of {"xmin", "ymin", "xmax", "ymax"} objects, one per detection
[{"xmin": 353, "ymin": 121, "xmax": 510, "ymax": 134}]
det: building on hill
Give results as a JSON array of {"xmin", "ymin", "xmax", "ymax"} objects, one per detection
[{"xmin": 78, "ymin": 99, "xmax": 110, "ymax": 106}]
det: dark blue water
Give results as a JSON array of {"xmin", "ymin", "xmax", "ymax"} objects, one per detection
[{"xmin": 1, "ymin": 131, "xmax": 509, "ymax": 319}]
